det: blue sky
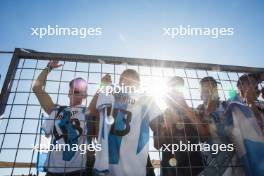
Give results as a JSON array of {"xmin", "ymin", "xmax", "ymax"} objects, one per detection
[{"xmin": 0, "ymin": 0, "xmax": 264, "ymax": 87}]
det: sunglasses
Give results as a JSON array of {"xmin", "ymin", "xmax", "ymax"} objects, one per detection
[{"xmin": 69, "ymin": 89, "xmax": 86, "ymax": 96}]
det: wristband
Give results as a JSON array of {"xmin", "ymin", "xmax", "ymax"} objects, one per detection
[{"xmin": 46, "ymin": 64, "xmax": 53, "ymax": 72}]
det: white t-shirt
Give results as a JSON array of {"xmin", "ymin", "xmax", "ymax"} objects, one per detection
[
  {"xmin": 94, "ymin": 93, "xmax": 162, "ymax": 176},
  {"xmin": 41, "ymin": 106, "xmax": 88, "ymax": 173}
]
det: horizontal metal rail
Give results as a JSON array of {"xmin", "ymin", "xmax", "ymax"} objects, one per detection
[
  {"xmin": 0, "ymin": 161, "xmax": 36, "ymax": 168},
  {"xmin": 16, "ymin": 48, "xmax": 264, "ymax": 73}
]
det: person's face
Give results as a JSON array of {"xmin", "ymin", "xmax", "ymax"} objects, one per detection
[
  {"xmin": 68, "ymin": 86, "xmax": 87, "ymax": 106},
  {"xmin": 165, "ymin": 85, "xmax": 185, "ymax": 106},
  {"xmin": 200, "ymin": 81, "xmax": 218, "ymax": 103},
  {"xmin": 239, "ymin": 77, "xmax": 258, "ymax": 100},
  {"xmin": 119, "ymin": 73, "xmax": 139, "ymax": 87}
]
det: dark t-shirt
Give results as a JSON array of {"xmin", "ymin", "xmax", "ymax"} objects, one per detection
[{"xmin": 153, "ymin": 109, "xmax": 204, "ymax": 176}]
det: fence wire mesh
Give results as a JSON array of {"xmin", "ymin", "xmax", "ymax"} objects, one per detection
[{"xmin": 0, "ymin": 48, "xmax": 263, "ymax": 176}]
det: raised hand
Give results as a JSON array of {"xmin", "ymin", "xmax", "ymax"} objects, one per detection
[
  {"xmin": 206, "ymin": 98, "xmax": 218, "ymax": 115},
  {"xmin": 47, "ymin": 60, "xmax": 63, "ymax": 69},
  {"xmin": 101, "ymin": 73, "xmax": 112, "ymax": 85}
]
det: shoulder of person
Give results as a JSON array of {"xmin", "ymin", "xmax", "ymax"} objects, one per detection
[
  {"xmin": 50, "ymin": 105, "xmax": 67, "ymax": 117},
  {"xmin": 138, "ymin": 93, "xmax": 157, "ymax": 102},
  {"xmin": 96, "ymin": 93, "xmax": 115, "ymax": 110},
  {"xmin": 255, "ymin": 100, "xmax": 264, "ymax": 109}
]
